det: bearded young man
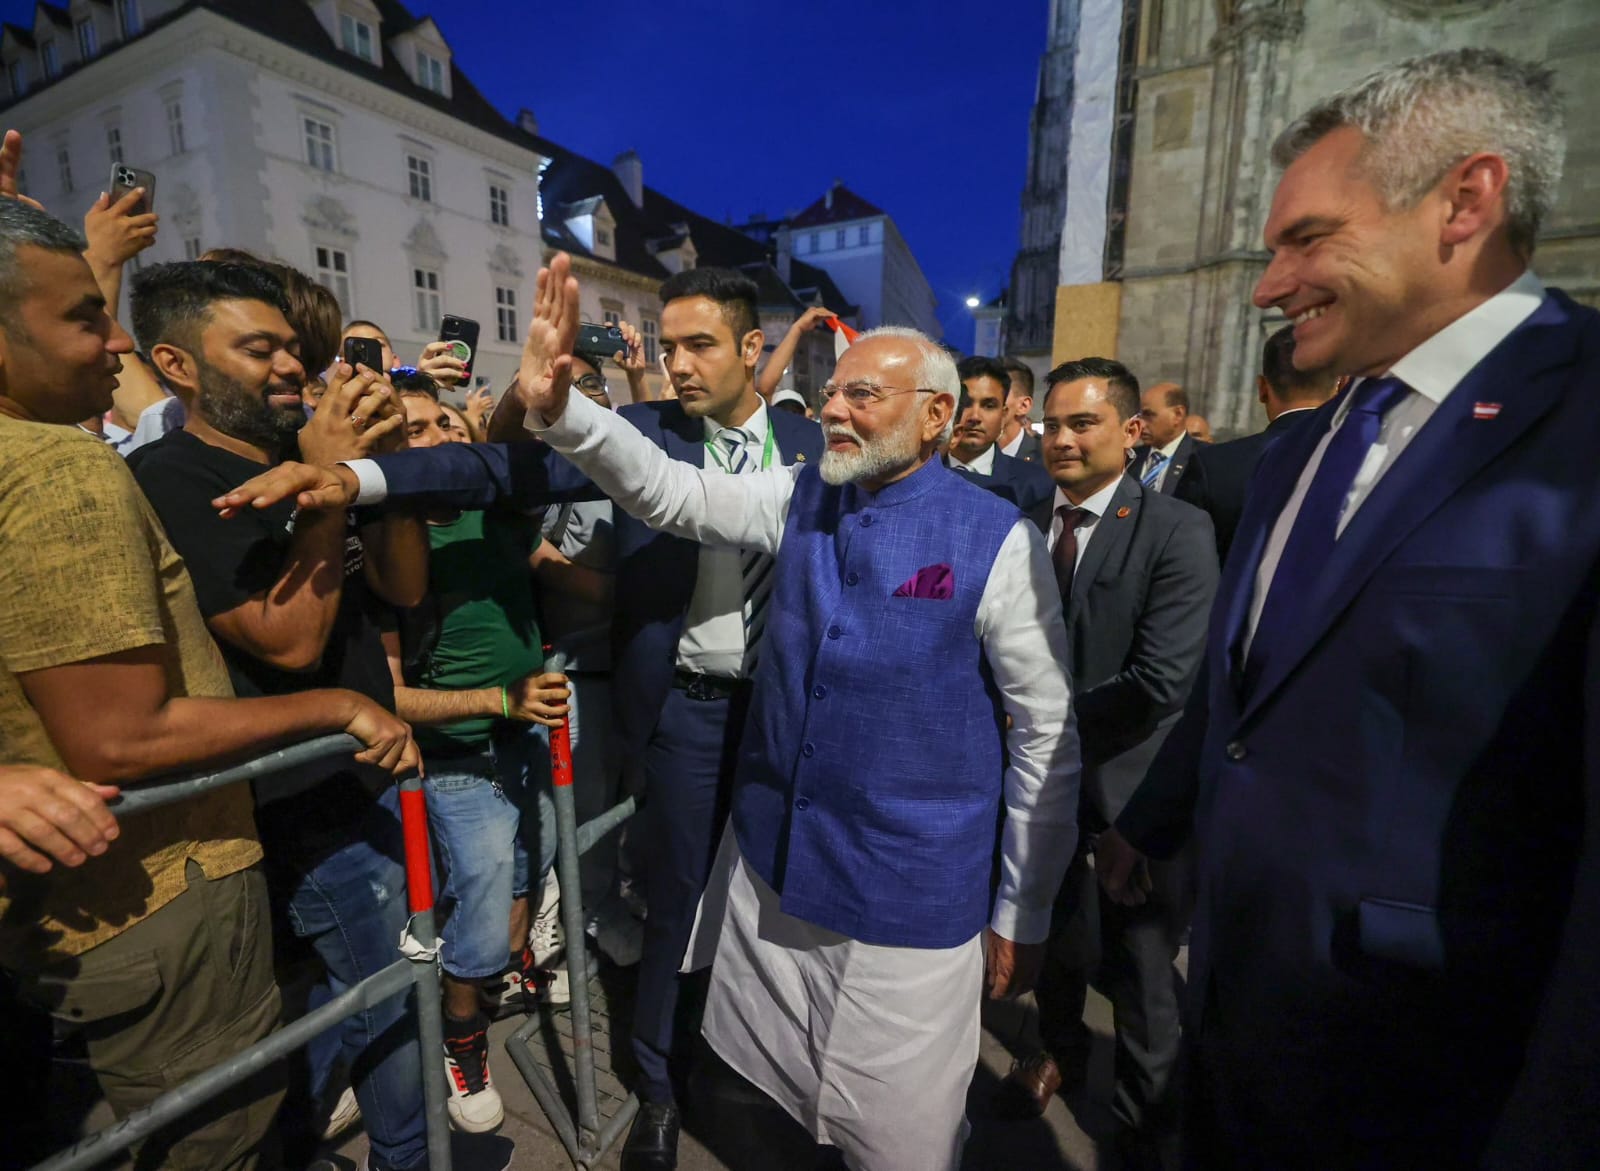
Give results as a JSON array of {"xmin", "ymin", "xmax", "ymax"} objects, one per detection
[{"xmin": 127, "ymin": 261, "xmax": 433, "ymax": 1171}]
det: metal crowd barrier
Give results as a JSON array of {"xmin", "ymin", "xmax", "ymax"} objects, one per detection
[
  {"xmin": 28, "ymin": 734, "xmax": 453, "ymax": 1171},
  {"xmin": 506, "ymin": 653, "xmax": 641, "ymax": 1169}
]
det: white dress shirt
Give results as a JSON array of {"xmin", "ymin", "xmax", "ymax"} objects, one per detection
[
  {"xmin": 1245, "ymin": 270, "xmax": 1547, "ymax": 651},
  {"xmin": 534, "ymin": 389, "xmax": 1079, "ymax": 945},
  {"xmin": 1047, "ymin": 474, "xmax": 1126, "ymax": 571},
  {"xmin": 947, "ymin": 441, "xmax": 997, "ymax": 476},
  {"xmin": 675, "ymin": 402, "xmax": 771, "ymax": 677},
  {"xmin": 999, "ymin": 427, "xmax": 1025, "ymax": 458}
]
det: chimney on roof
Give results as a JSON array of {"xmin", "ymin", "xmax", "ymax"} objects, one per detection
[
  {"xmin": 517, "ymin": 108, "xmax": 539, "ymax": 135},
  {"xmin": 612, "ymin": 150, "xmax": 644, "ymax": 209}
]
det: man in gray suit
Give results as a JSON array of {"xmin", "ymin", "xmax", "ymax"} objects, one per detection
[{"xmin": 998, "ymin": 358, "xmax": 1217, "ymax": 1170}]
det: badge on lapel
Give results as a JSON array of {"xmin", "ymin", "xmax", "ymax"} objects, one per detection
[
  {"xmin": 1472, "ymin": 402, "xmax": 1502, "ymax": 421},
  {"xmin": 795, "ymin": 452, "xmax": 807, "ymax": 461},
  {"xmin": 1116, "ymin": 506, "xmax": 1131, "ymax": 518}
]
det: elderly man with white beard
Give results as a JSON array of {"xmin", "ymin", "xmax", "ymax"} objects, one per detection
[
  {"xmin": 528, "ymin": 255, "xmax": 1078, "ymax": 1169},
  {"xmin": 217, "ymin": 253, "xmax": 1080, "ymax": 1170}
]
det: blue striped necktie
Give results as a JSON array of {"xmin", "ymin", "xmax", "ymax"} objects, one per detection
[
  {"xmin": 1141, "ymin": 450, "xmax": 1168, "ymax": 488},
  {"xmin": 718, "ymin": 429, "xmax": 774, "ymax": 676},
  {"xmin": 1240, "ymin": 375, "xmax": 1411, "ymax": 696}
]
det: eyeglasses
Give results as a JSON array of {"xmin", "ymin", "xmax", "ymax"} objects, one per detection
[
  {"xmin": 819, "ymin": 382, "xmax": 937, "ymax": 409},
  {"xmin": 574, "ymin": 374, "xmax": 608, "ymax": 394}
]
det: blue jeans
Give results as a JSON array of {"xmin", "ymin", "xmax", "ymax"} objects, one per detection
[
  {"xmin": 274, "ymin": 787, "xmax": 427, "ymax": 1171},
  {"xmin": 426, "ymin": 722, "xmax": 556, "ymax": 979}
]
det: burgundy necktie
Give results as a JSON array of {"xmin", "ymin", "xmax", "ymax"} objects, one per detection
[{"xmin": 1052, "ymin": 506, "xmax": 1085, "ymax": 597}]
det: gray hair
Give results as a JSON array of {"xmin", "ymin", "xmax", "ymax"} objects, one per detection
[
  {"xmin": 1272, "ymin": 48, "xmax": 1564, "ymax": 258},
  {"xmin": 854, "ymin": 325, "xmax": 960, "ymax": 444},
  {"xmin": 0, "ymin": 200, "xmax": 88, "ymax": 331}
]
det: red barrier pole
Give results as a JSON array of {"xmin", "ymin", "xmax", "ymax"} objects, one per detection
[{"xmin": 399, "ymin": 779, "xmax": 434, "ymax": 915}]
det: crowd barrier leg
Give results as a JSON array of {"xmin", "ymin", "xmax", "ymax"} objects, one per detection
[
  {"xmin": 26, "ymin": 738, "xmax": 456, "ymax": 1171},
  {"xmin": 398, "ymin": 771, "xmax": 454, "ymax": 1171},
  {"xmin": 506, "ymin": 654, "xmax": 640, "ymax": 1169}
]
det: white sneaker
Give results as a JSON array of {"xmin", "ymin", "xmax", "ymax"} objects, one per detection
[
  {"xmin": 442, "ymin": 1020, "xmax": 504, "ymax": 1133},
  {"xmin": 529, "ymin": 874, "xmax": 564, "ymax": 967},
  {"xmin": 317, "ymin": 1084, "xmax": 362, "ymax": 1141},
  {"xmin": 535, "ymin": 965, "xmax": 571, "ymax": 1007}
]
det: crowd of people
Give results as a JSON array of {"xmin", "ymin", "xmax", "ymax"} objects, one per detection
[{"xmin": 1, "ymin": 45, "xmax": 1596, "ymax": 1171}]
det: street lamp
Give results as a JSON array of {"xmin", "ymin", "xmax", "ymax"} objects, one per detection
[{"xmin": 964, "ymin": 295, "xmax": 981, "ymax": 309}]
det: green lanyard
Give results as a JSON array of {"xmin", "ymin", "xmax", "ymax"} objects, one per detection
[{"xmin": 705, "ymin": 422, "xmax": 776, "ymax": 473}]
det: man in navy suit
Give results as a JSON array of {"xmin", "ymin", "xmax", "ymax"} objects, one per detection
[
  {"xmin": 220, "ymin": 268, "xmax": 821, "ymax": 1169},
  {"xmin": 1096, "ymin": 50, "xmax": 1600, "ymax": 1167},
  {"xmin": 1000, "ymin": 357, "xmax": 1043, "ymax": 463},
  {"xmin": 947, "ymin": 355, "xmax": 1054, "ymax": 513},
  {"xmin": 1174, "ymin": 325, "xmax": 1336, "ymax": 562},
  {"xmin": 1128, "ymin": 384, "xmax": 1198, "ymax": 496}
]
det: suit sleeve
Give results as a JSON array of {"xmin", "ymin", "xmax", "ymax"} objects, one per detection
[
  {"xmin": 351, "ymin": 439, "xmax": 603, "ymax": 510},
  {"xmin": 1113, "ymin": 663, "xmax": 1209, "ymax": 860},
  {"xmin": 1076, "ymin": 509, "xmax": 1219, "ymax": 765},
  {"xmin": 1482, "ymin": 611, "xmax": 1600, "ymax": 1164}
]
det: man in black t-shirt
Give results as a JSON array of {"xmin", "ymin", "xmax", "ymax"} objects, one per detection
[{"xmin": 128, "ymin": 261, "xmax": 433, "ymax": 1171}]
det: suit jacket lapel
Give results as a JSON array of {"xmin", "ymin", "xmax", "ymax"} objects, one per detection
[
  {"xmin": 662, "ymin": 403, "xmax": 706, "ymax": 467},
  {"xmin": 1239, "ymin": 295, "xmax": 1579, "ymax": 722},
  {"xmin": 1070, "ymin": 476, "xmax": 1141, "ymax": 614}
]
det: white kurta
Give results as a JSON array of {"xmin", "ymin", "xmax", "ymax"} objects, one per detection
[{"xmin": 687, "ymin": 830, "xmax": 982, "ymax": 1171}]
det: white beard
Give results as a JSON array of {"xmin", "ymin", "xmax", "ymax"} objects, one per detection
[{"xmin": 819, "ymin": 413, "xmax": 924, "ymax": 486}]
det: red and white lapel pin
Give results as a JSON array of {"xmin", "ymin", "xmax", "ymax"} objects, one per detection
[{"xmin": 1472, "ymin": 402, "xmax": 1503, "ymax": 421}]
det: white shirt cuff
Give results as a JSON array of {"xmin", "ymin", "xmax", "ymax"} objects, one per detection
[{"xmin": 343, "ymin": 458, "xmax": 388, "ymax": 505}]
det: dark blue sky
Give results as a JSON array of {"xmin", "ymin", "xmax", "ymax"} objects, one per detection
[{"xmin": 3, "ymin": 0, "xmax": 1050, "ymax": 347}]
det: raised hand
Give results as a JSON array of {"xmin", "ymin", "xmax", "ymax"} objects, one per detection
[
  {"xmin": 84, "ymin": 187, "xmax": 159, "ymax": 269},
  {"xmin": 0, "ymin": 129, "xmax": 44, "ymax": 211},
  {"xmin": 463, "ymin": 384, "xmax": 494, "ymax": 429},
  {"xmin": 297, "ymin": 362, "xmax": 404, "ymax": 466},
  {"xmin": 514, "ymin": 252, "xmax": 580, "ymax": 424},
  {"xmin": 418, "ymin": 340, "xmax": 468, "ymax": 390}
]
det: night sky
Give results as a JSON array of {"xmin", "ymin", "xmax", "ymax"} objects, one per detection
[{"xmin": 1, "ymin": 0, "xmax": 1051, "ymax": 348}]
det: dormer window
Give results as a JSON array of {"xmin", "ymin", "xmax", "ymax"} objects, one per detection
[
  {"xmin": 340, "ymin": 13, "xmax": 375, "ymax": 63},
  {"xmin": 416, "ymin": 49, "xmax": 445, "ymax": 94},
  {"xmin": 114, "ymin": 0, "xmax": 141, "ymax": 39},
  {"xmin": 40, "ymin": 41, "xmax": 58, "ymax": 79},
  {"xmin": 7, "ymin": 60, "xmax": 25, "ymax": 97},
  {"xmin": 75, "ymin": 19, "xmax": 96, "ymax": 60}
]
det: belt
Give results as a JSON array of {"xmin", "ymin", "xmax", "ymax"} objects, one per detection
[{"xmin": 671, "ymin": 669, "xmax": 745, "ymax": 702}]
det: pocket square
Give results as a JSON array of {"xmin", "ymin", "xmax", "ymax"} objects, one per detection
[{"xmin": 891, "ymin": 563, "xmax": 954, "ymax": 600}]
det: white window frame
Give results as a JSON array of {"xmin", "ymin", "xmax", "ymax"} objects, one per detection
[
  {"xmin": 835, "ymin": 228, "xmax": 846, "ymax": 249},
  {"xmin": 40, "ymin": 40, "xmax": 59, "ymax": 79},
  {"xmin": 495, "ymin": 286, "xmax": 518, "ymax": 343},
  {"xmin": 7, "ymin": 60, "xmax": 25, "ymax": 97},
  {"xmin": 303, "ymin": 117, "xmax": 337, "ymax": 173},
  {"xmin": 340, "ymin": 14, "xmax": 375, "ymax": 62},
  {"xmin": 165, "ymin": 98, "xmax": 185, "ymax": 155},
  {"xmin": 600, "ymin": 301, "xmax": 622, "ymax": 329},
  {"xmin": 56, "ymin": 146, "xmax": 72, "ymax": 194},
  {"xmin": 413, "ymin": 267, "xmax": 441, "ymax": 332},
  {"xmin": 416, "ymin": 49, "xmax": 445, "ymax": 94},
  {"xmin": 75, "ymin": 18, "xmax": 96, "ymax": 60},
  {"xmin": 489, "ymin": 182, "xmax": 509, "ymax": 227},
  {"xmin": 106, "ymin": 125, "xmax": 122, "ymax": 165},
  {"xmin": 858, "ymin": 224, "xmax": 870, "ymax": 245},
  {"xmin": 184, "ymin": 236, "xmax": 202, "ymax": 261},
  {"xmin": 641, "ymin": 313, "xmax": 659, "ymax": 364},
  {"xmin": 316, "ymin": 245, "xmax": 353, "ymax": 316},
  {"xmin": 406, "ymin": 154, "xmax": 432, "ymax": 202}
]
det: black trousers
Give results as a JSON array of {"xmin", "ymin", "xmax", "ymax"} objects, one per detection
[
  {"xmin": 1035, "ymin": 837, "xmax": 1193, "ymax": 1134},
  {"xmin": 631, "ymin": 681, "xmax": 752, "ymax": 1103}
]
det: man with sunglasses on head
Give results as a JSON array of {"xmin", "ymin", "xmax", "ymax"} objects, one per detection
[
  {"xmin": 217, "ymin": 267, "xmax": 822, "ymax": 1170},
  {"xmin": 221, "ymin": 254, "xmax": 1079, "ymax": 1170}
]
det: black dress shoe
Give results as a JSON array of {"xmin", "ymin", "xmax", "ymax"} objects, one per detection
[{"xmin": 621, "ymin": 1100, "xmax": 680, "ymax": 1170}]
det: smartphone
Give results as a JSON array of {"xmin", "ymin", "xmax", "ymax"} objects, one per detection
[
  {"xmin": 438, "ymin": 315, "xmax": 481, "ymax": 384},
  {"xmin": 109, "ymin": 163, "xmax": 157, "ymax": 215},
  {"xmin": 576, "ymin": 322, "xmax": 624, "ymax": 361},
  {"xmin": 344, "ymin": 335, "xmax": 384, "ymax": 372}
]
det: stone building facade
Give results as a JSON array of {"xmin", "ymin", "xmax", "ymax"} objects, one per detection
[{"xmin": 1074, "ymin": 0, "xmax": 1600, "ymax": 436}]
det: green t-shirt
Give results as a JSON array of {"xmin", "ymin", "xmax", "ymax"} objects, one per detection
[{"xmin": 415, "ymin": 509, "xmax": 544, "ymax": 753}]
